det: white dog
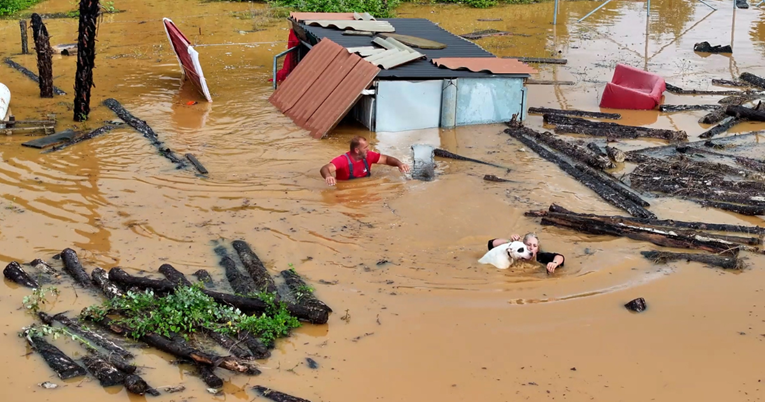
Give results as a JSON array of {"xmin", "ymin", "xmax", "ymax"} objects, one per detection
[{"xmin": 478, "ymin": 241, "xmax": 533, "ymax": 269}]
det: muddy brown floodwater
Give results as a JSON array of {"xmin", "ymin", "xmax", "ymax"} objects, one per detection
[{"xmin": 1, "ymin": 0, "xmax": 765, "ymax": 401}]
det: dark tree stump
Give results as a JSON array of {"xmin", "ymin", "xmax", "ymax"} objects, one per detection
[
  {"xmin": 3, "ymin": 261, "xmax": 39, "ymax": 288},
  {"xmin": 73, "ymin": 0, "xmax": 100, "ymax": 121}
]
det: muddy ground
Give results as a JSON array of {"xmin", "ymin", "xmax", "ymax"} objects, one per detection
[{"xmin": 1, "ymin": 0, "xmax": 765, "ymax": 401}]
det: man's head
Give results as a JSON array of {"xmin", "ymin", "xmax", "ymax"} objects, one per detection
[{"xmin": 350, "ymin": 136, "xmax": 369, "ymax": 159}]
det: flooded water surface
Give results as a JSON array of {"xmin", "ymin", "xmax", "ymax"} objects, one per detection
[{"xmin": 1, "ymin": 0, "xmax": 764, "ymax": 401}]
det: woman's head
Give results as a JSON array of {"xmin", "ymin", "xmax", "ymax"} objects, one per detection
[{"xmin": 522, "ymin": 233, "xmax": 539, "ymax": 257}]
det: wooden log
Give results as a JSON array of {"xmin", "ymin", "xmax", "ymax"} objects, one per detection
[
  {"xmin": 281, "ymin": 269, "xmax": 332, "ymax": 313},
  {"xmin": 25, "ymin": 333, "xmax": 88, "ymax": 379},
  {"xmin": 197, "ymin": 364, "xmax": 224, "ymax": 388},
  {"xmin": 433, "ymin": 148, "xmax": 509, "ymax": 170},
  {"xmin": 572, "ymin": 163, "xmax": 650, "ymax": 207},
  {"xmin": 61, "ymin": 248, "xmax": 93, "ymax": 287},
  {"xmin": 587, "ymin": 142, "xmax": 606, "ymax": 157},
  {"xmin": 522, "ymin": 129, "xmax": 614, "ymax": 170},
  {"xmin": 699, "ymin": 107, "xmax": 727, "ymax": 124},
  {"xmin": 42, "ymin": 125, "xmax": 116, "ymax": 153},
  {"xmin": 217, "ymin": 253, "xmax": 256, "ymax": 295},
  {"xmin": 39, "ymin": 312, "xmax": 133, "ymax": 359},
  {"xmin": 544, "ymin": 203, "xmax": 765, "ymax": 235},
  {"xmin": 30, "ymin": 258, "xmax": 57, "ymax": 275},
  {"xmin": 505, "ymin": 57, "xmax": 567, "ymax": 65},
  {"xmin": 4, "ymin": 261, "xmax": 39, "ymax": 288},
  {"xmin": 697, "ymin": 200, "xmax": 765, "ymax": 216},
  {"xmin": 237, "ymin": 330, "xmax": 271, "ymax": 359},
  {"xmin": 725, "ymin": 105, "xmax": 765, "ymax": 122},
  {"xmin": 740, "ymin": 72, "xmax": 765, "ymax": 90},
  {"xmin": 30, "ymin": 14, "xmax": 54, "ymax": 98},
  {"xmin": 712, "ymin": 79, "xmax": 751, "ymax": 88},
  {"xmin": 665, "ymin": 83, "xmax": 744, "ymax": 96},
  {"xmin": 102, "ymin": 99, "xmax": 187, "ymax": 168},
  {"xmin": 3, "ymin": 58, "xmax": 66, "ymax": 95},
  {"xmin": 86, "ymin": 347, "xmax": 136, "ymax": 374},
  {"xmin": 232, "ymin": 240, "xmax": 278, "ymax": 295},
  {"xmin": 151, "ymin": 264, "xmax": 329, "ymax": 325},
  {"xmin": 483, "ymin": 174, "xmax": 514, "ymax": 183},
  {"xmin": 82, "ymin": 355, "xmax": 126, "ymax": 387},
  {"xmin": 525, "ymin": 79, "xmax": 576, "ymax": 86},
  {"xmin": 543, "ymin": 114, "xmax": 687, "ymax": 141},
  {"xmin": 193, "ymin": 269, "xmax": 214, "ymax": 287},
  {"xmin": 98, "ymin": 316, "xmax": 261, "ymax": 375},
  {"xmin": 158, "ymin": 263, "xmax": 191, "ymax": 287},
  {"xmin": 527, "ymin": 107, "xmax": 620, "ymax": 120},
  {"xmin": 626, "ymin": 131, "xmax": 764, "ymax": 159},
  {"xmin": 185, "ymin": 154, "xmax": 208, "ymax": 174},
  {"xmin": 73, "ymin": 0, "xmax": 100, "ymax": 121},
  {"xmin": 718, "ymin": 94, "xmax": 762, "ymax": 105},
  {"xmin": 20, "ymin": 20, "xmax": 29, "ymax": 54},
  {"xmin": 658, "ymin": 104, "xmax": 720, "ymax": 112},
  {"xmin": 252, "ymin": 386, "xmax": 311, "ymax": 402},
  {"xmin": 605, "ymin": 146, "xmax": 625, "ymax": 163},
  {"xmin": 91, "ymin": 267, "xmax": 125, "ymax": 299},
  {"xmin": 676, "ymin": 145, "xmax": 765, "ymax": 174},
  {"xmin": 699, "ymin": 116, "xmax": 743, "ymax": 138},
  {"xmin": 641, "ymin": 250, "xmax": 741, "ymax": 269},
  {"xmin": 124, "ymin": 374, "xmax": 161, "ymax": 396},
  {"xmin": 202, "ymin": 328, "xmax": 254, "ymax": 360},
  {"xmin": 504, "ymin": 123, "xmax": 655, "ymax": 219}
]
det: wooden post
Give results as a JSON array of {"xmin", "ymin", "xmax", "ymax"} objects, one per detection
[
  {"xmin": 19, "ymin": 20, "xmax": 29, "ymax": 54},
  {"xmin": 73, "ymin": 0, "xmax": 100, "ymax": 122},
  {"xmin": 30, "ymin": 14, "xmax": 54, "ymax": 98}
]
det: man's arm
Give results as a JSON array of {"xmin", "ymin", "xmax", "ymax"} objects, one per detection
[
  {"xmin": 378, "ymin": 154, "xmax": 410, "ymax": 173},
  {"xmin": 320, "ymin": 163, "xmax": 337, "ymax": 186}
]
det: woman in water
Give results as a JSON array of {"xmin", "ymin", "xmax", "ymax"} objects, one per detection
[{"xmin": 488, "ymin": 233, "xmax": 565, "ymax": 274}]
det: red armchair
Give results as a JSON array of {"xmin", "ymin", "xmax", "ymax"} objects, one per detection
[{"xmin": 600, "ymin": 64, "xmax": 666, "ymax": 110}]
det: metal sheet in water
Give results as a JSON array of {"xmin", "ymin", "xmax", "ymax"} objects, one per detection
[
  {"xmin": 376, "ymin": 80, "xmax": 442, "ymax": 132},
  {"xmin": 455, "ymin": 78, "xmax": 526, "ymax": 126}
]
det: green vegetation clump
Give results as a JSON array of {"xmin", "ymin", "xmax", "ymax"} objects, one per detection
[
  {"xmin": 268, "ymin": 0, "xmax": 402, "ymax": 18},
  {"xmin": 82, "ymin": 284, "xmax": 300, "ymax": 345},
  {"xmin": 419, "ymin": 0, "xmax": 538, "ymax": 9},
  {"xmin": 0, "ymin": 0, "xmax": 41, "ymax": 17}
]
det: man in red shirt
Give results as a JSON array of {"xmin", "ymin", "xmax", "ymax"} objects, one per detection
[{"xmin": 320, "ymin": 136, "xmax": 410, "ymax": 186}]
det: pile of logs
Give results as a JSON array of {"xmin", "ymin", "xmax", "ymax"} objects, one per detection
[{"xmin": 3, "ymin": 240, "xmax": 331, "ymax": 397}]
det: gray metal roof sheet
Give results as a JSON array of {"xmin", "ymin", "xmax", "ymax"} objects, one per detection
[{"xmin": 301, "ymin": 18, "xmax": 530, "ymax": 79}]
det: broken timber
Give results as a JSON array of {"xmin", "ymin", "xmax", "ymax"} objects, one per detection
[
  {"xmin": 740, "ymin": 72, "xmax": 765, "ymax": 90},
  {"xmin": 658, "ymin": 104, "xmax": 720, "ymax": 113},
  {"xmin": 697, "ymin": 200, "xmax": 765, "ymax": 216},
  {"xmin": 699, "ymin": 116, "xmax": 742, "ymax": 138},
  {"xmin": 433, "ymin": 148, "xmax": 509, "ymax": 170},
  {"xmin": 3, "ymin": 58, "xmax": 66, "ymax": 95},
  {"xmin": 102, "ymin": 98, "xmax": 188, "ymax": 169},
  {"xmin": 42, "ymin": 125, "xmax": 116, "ymax": 153},
  {"xmin": 543, "ymin": 114, "xmax": 687, "ymax": 142},
  {"xmin": 252, "ymin": 386, "xmax": 312, "ymax": 402},
  {"xmin": 91, "ymin": 267, "xmax": 125, "ymax": 299},
  {"xmin": 25, "ymin": 332, "xmax": 88, "ymax": 379},
  {"xmin": 725, "ymin": 105, "xmax": 765, "ymax": 122},
  {"xmin": 505, "ymin": 57, "xmax": 567, "ymax": 65},
  {"xmin": 185, "ymin": 154, "xmax": 208, "ymax": 175},
  {"xmin": 504, "ymin": 120, "xmax": 655, "ymax": 219},
  {"xmin": 521, "ymin": 128, "xmax": 614, "ymax": 170},
  {"xmin": 665, "ymin": 83, "xmax": 747, "ymax": 96},
  {"xmin": 712, "ymin": 79, "xmax": 750, "ymax": 88},
  {"xmin": 700, "ymin": 108, "xmax": 727, "ymax": 124},
  {"xmin": 281, "ymin": 269, "xmax": 333, "ymax": 314},
  {"xmin": 641, "ymin": 250, "xmax": 742, "ymax": 270},
  {"xmin": 527, "ymin": 107, "xmax": 620, "ymax": 120},
  {"xmin": 3, "ymin": 261, "xmax": 39, "ymax": 288},
  {"xmin": 232, "ymin": 240, "xmax": 278, "ymax": 296}
]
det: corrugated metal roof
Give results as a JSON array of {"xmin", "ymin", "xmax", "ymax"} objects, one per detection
[
  {"xmin": 290, "ymin": 12, "xmax": 355, "ymax": 22},
  {"xmin": 301, "ymin": 19, "xmax": 525, "ymax": 79},
  {"xmin": 303, "ymin": 20, "xmax": 395, "ymax": 33},
  {"xmin": 364, "ymin": 37, "xmax": 424, "ymax": 69},
  {"xmin": 353, "ymin": 12, "xmax": 376, "ymax": 21},
  {"xmin": 432, "ymin": 58, "xmax": 537, "ymax": 75},
  {"xmin": 269, "ymin": 39, "xmax": 380, "ymax": 139}
]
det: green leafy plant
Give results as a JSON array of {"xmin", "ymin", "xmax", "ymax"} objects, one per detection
[
  {"xmin": 22, "ymin": 286, "xmax": 60, "ymax": 313},
  {"xmin": 20, "ymin": 324, "xmax": 95, "ymax": 348},
  {"xmin": 267, "ymin": 0, "xmax": 401, "ymax": 19},
  {"xmin": 294, "ymin": 284, "xmax": 314, "ymax": 302},
  {"xmin": 0, "ymin": 0, "xmax": 41, "ymax": 17}
]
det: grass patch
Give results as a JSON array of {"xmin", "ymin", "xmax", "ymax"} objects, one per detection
[
  {"xmin": 81, "ymin": 284, "xmax": 300, "ymax": 345},
  {"xmin": 0, "ymin": 0, "xmax": 42, "ymax": 17}
]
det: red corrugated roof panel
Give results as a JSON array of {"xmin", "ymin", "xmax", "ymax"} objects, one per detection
[
  {"xmin": 269, "ymin": 39, "xmax": 380, "ymax": 139},
  {"xmin": 431, "ymin": 57, "xmax": 537, "ymax": 75}
]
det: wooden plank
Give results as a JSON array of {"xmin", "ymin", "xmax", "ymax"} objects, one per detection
[
  {"xmin": 21, "ymin": 129, "xmax": 76, "ymax": 149},
  {"xmin": 526, "ymin": 79, "xmax": 575, "ymax": 85}
]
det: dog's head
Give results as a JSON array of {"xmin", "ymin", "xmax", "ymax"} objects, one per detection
[{"xmin": 506, "ymin": 241, "xmax": 533, "ymax": 262}]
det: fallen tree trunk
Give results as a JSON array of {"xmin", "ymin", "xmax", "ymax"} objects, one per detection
[
  {"xmin": 4, "ymin": 261, "xmax": 39, "ymax": 288},
  {"xmin": 3, "ymin": 58, "xmax": 66, "ymax": 95},
  {"xmin": 148, "ymin": 265, "xmax": 329, "ymax": 324},
  {"xmin": 543, "ymin": 114, "xmax": 687, "ymax": 141},
  {"xmin": 97, "ymin": 316, "xmax": 261, "ymax": 375},
  {"xmin": 252, "ymin": 386, "xmax": 311, "ymax": 402},
  {"xmin": 203, "ymin": 328, "xmax": 254, "ymax": 360},
  {"xmin": 699, "ymin": 107, "xmax": 728, "ymax": 124},
  {"xmin": 86, "ymin": 348, "xmax": 136, "ymax": 374},
  {"xmin": 25, "ymin": 333, "xmax": 87, "ymax": 379},
  {"xmin": 433, "ymin": 148, "xmax": 509, "ymax": 170},
  {"xmin": 39, "ymin": 312, "xmax": 133, "ymax": 359},
  {"xmin": 281, "ymin": 269, "xmax": 333, "ymax": 314},
  {"xmin": 522, "ymin": 129, "xmax": 614, "ymax": 170},
  {"xmin": 544, "ymin": 203, "xmax": 765, "ymax": 235},
  {"xmin": 232, "ymin": 240, "xmax": 278, "ymax": 296},
  {"xmin": 218, "ymin": 254, "xmax": 256, "ymax": 295},
  {"xmin": 572, "ymin": 163, "xmax": 650, "ymax": 207},
  {"xmin": 712, "ymin": 79, "xmax": 751, "ymax": 88},
  {"xmin": 697, "ymin": 200, "xmax": 765, "ymax": 216},
  {"xmin": 641, "ymin": 250, "xmax": 742, "ymax": 269},
  {"xmin": 527, "ymin": 107, "xmax": 620, "ymax": 120},
  {"xmin": 82, "ymin": 354, "xmax": 126, "ymax": 387},
  {"xmin": 92, "ymin": 267, "xmax": 125, "ymax": 299},
  {"xmin": 42, "ymin": 125, "xmax": 116, "ymax": 154},
  {"xmin": 102, "ymin": 98, "xmax": 187, "ymax": 169},
  {"xmin": 504, "ymin": 123, "xmax": 655, "ymax": 219},
  {"xmin": 725, "ymin": 104, "xmax": 765, "ymax": 121},
  {"xmin": 658, "ymin": 104, "xmax": 720, "ymax": 113},
  {"xmin": 699, "ymin": 116, "xmax": 743, "ymax": 138},
  {"xmin": 61, "ymin": 248, "xmax": 94, "ymax": 288},
  {"xmin": 740, "ymin": 72, "xmax": 765, "ymax": 90}
]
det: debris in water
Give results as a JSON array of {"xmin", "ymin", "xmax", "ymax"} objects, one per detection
[
  {"xmin": 306, "ymin": 357, "xmax": 319, "ymax": 369},
  {"xmin": 39, "ymin": 381, "xmax": 58, "ymax": 389},
  {"xmin": 164, "ymin": 385, "xmax": 186, "ymax": 393},
  {"xmin": 624, "ymin": 298, "xmax": 647, "ymax": 313},
  {"xmin": 693, "ymin": 42, "xmax": 732, "ymax": 54}
]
